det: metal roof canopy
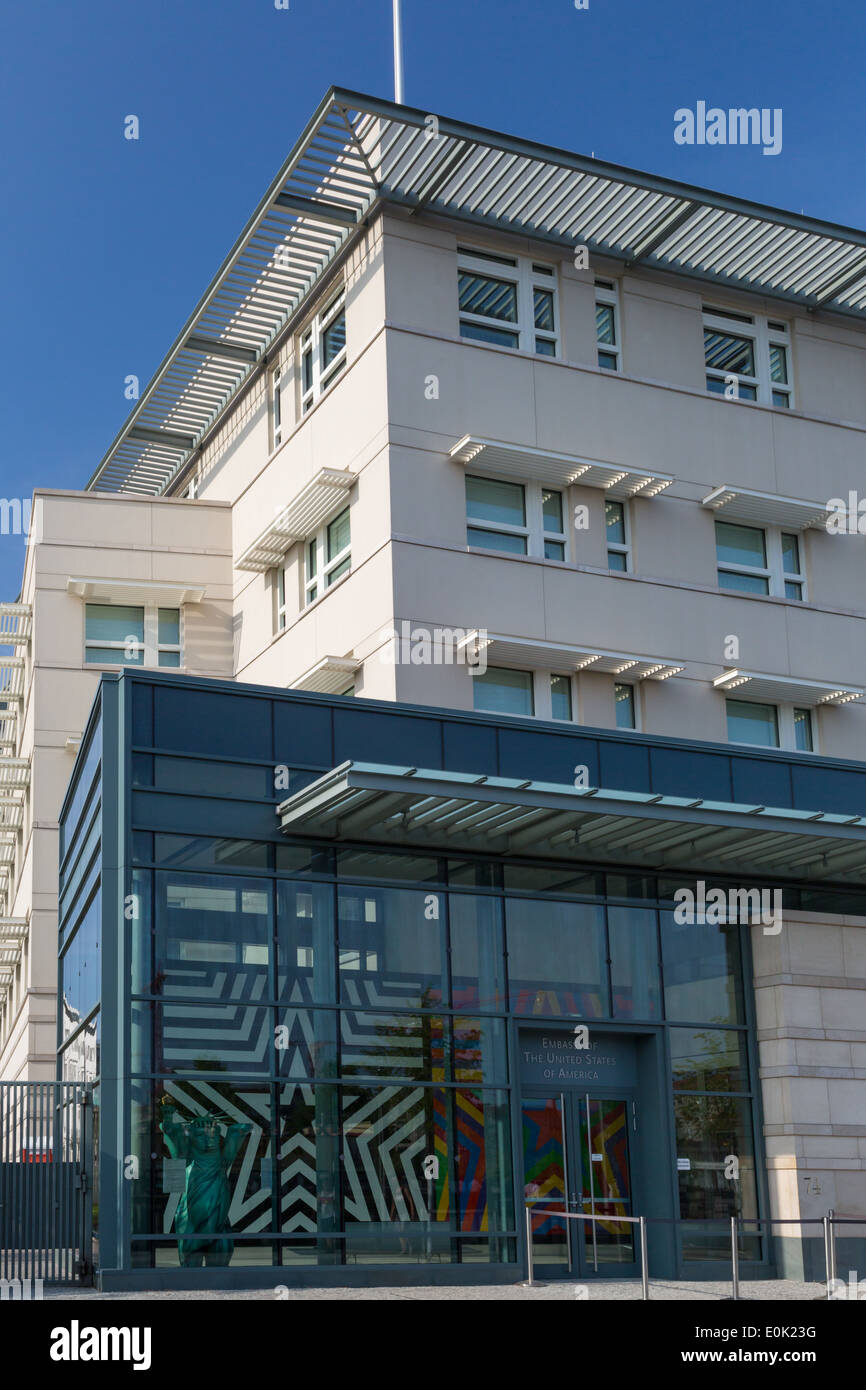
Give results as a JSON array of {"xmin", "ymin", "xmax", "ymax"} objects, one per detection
[
  {"xmin": 236, "ymin": 468, "xmax": 355, "ymax": 572},
  {"xmin": 452, "ymin": 437, "xmax": 673, "ymax": 498},
  {"xmin": 277, "ymin": 761, "xmax": 866, "ymax": 884},
  {"xmin": 461, "ymin": 631, "xmax": 683, "ymax": 681},
  {"xmin": 703, "ymin": 485, "xmax": 835, "ymax": 530},
  {"xmin": 87, "ymin": 88, "xmax": 866, "ymax": 499},
  {"xmin": 715, "ymin": 669, "xmax": 866, "ymax": 706}
]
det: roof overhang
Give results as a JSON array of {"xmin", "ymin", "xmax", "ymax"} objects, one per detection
[
  {"xmin": 703, "ymin": 486, "xmax": 834, "ymax": 530},
  {"xmin": 715, "ymin": 669, "xmax": 865, "ymax": 706},
  {"xmin": 462, "ymin": 632, "xmax": 683, "ymax": 681},
  {"xmin": 277, "ymin": 761, "xmax": 866, "ymax": 884},
  {"xmin": 67, "ymin": 578, "xmax": 206, "ymax": 605},
  {"xmin": 451, "ymin": 437, "xmax": 673, "ymax": 498},
  {"xmin": 236, "ymin": 469, "xmax": 354, "ymax": 572},
  {"xmin": 86, "ymin": 88, "xmax": 866, "ymax": 499},
  {"xmin": 289, "ymin": 656, "xmax": 360, "ymax": 694}
]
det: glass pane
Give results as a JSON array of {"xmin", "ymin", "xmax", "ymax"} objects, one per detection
[
  {"xmin": 85, "ymin": 645, "xmax": 143, "ymax": 666},
  {"xmin": 327, "ymin": 508, "xmax": 350, "ymax": 560},
  {"xmin": 158, "ymin": 609, "xmax": 180, "ymax": 645},
  {"xmin": 550, "ymin": 674, "xmax": 572, "ymax": 721},
  {"xmin": 784, "ymin": 579, "xmax": 802, "ymax": 601},
  {"xmin": 661, "ymin": 910, "xmax": 745, "ymax": 1024},
  {"xmin": 158, "ymin": 651, "xmax": 181, "ymax": 668},
  {"xmin": 523, "ymin": 1097, "xmax": 568, "ymax": 1267},
  {"xmin": 466, "ymin": 475, "xmax": 525, "ymax": 529},
  {"xmin": 608, "ymin": 550, "xmax": 627, "ymax": 572},
  {"xmin": 473, "ymin": 667, "xmax": 534, "ymax": 716},
  {"xmin": 322, "ymin": 310, "xmax": 346, "ymax": 367},
  {"xmin": 769, "ymin": 342, "xmax": 788, "ymax": 384},
  {"xmin": 277, "ymin": 1085, "xmax": 341, "ymax": 1250},
  {"xmin": 339, "ymin": 1010, "xmax": 448, "ymax": 1080},
  {"xmin": 608, "ymin": 907, "xmax": 660, "ymax": 1018},
  {"xmin": 307, "ymin": 538, "xmax": 317, "ymax": 578},
  {"xmin": 461, "ymin": 320, "xmax": 519, "ymax": 347},
  {"xmin": 772, "ymin": 389, "xmax": 790, "ymax": 408},
  {"xmin": 534, "ymin": 288, "xmax": 555, "ymax": 331},
  {"xmin": 544, "ymin": 539, "xmax": 565, "ymax": 561},
  {"xmin": 535, "ymin": 337, "xmax": 556, "ymax": 356},
  {"xmin": 794, "ymin": 707, "xmax": 813, "ymax": 752},
  {"xmin": 458, "ymin": 270, "xmax": 518, "ymax": 323},
  {"xmin": 781, "ymin": 532, "xmax": 800, "ymax": 574},
  {"xmin": 337, "ymin": 885, "xmax": 446, "ymax": 1009},
  {"xmin": 467, "ymin": 526, "xmax": 527, "ymax": 555},
  {"xmin": 326, "ymin": 556, "xmax": 350, "ymax": 585},
  {"xmin": 277, "ymin": 880, "xmax": 336, "ymax": 1003},
  {"xmin": 718, "ymin": 569, "xmax": 770, "ymax": 595},
  {"xmin": 154, "ymin": 872, "xmax": 272, "ymax": 1002},
  {"xmin": 703, "ymin": 328, "xmax": 755, "ymax": 377},
  {"xmin": 670, "ymin": 1027, "xmax": 749, "ymax": 1092},
  {"xmin": 598, "ymin": 350, "xmax": 618, "ymax": 370},
  {"xmin": 726, "ymin": 698, "xmax": 778, "ymax": 747},
  {"xmin": 542, "ymin": 488, "xmax": 563, "ymax": 532},
  {"xmin": 85, "ymin": 603, "xmax": 144, "ymax": 644},
  {"xmin": 453, "ymin": 1016, "xmax": 508, "ymax": 1083},
  {"xmin": 449, "ymin": 894, "xmax": 506, "ymax": 1012},
  {"xmin": 596, "ymin": 302, "xmax": 616, "ymax": 345},
  {"xmin": 506, "ymin": 897, "xmax": 607, "ymax": 1016},
  {"xmin": 579, "ymin": 1099, "xmax": 634, "ymax": 1263},
  {"xmin": 605, "ymin": 501, "xmax": 625, "ymax": 545},
  {"xmin": 675, "ymin": 1095, "xmax": 760, "ymax": 1261},
  {"xmin": 614, "ymin": 684, "xmax": 635, "ymax": 729},
  {"xmin": 336, "ymin": 849, "xmax": 441, "ymax": 883},
  {"xmin": 133, "ymin": 1001, "xmax": 272, "ymax": 1074},
  {"xmin": 456, "ymin": 1089, "xmax": 513, "ymax": 1238},
  {"xmin": 714, "ymin": 521, "xmax": 766, "ymax": 568},
  {"xmin": 302, "ymin": 348, "xmax": 313, "ymax": 394}
]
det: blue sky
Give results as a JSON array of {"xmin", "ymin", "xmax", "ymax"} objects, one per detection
[{"xmin": 1, "ymin": 0, "xmax": 864, "ymax": 597}]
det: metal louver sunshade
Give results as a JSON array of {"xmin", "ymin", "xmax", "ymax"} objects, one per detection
[{"xmin": 87, "ymin": 88, "xmax": 866, "ymax": 499}]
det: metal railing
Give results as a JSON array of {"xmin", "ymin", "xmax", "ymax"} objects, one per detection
[{"xmin": 524, "ymin": 1202, "xmax": 864, "ymax": 1299}]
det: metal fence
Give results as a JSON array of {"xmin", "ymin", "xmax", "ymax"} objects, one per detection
[
  {"xmin": 524, "ymin": 1203, "xmax": 865, "ymax": 1299},
  {"xmin": 0, "ymin": 1081, "xmax": 92, "ymax": 1285}
]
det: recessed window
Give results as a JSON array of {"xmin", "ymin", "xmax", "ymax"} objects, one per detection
[
  {"xmin": 466, "ymin": 476, "xmax": 566, "ymax": 560},
  {"xmin": 595, "ymin": 280, "xmax": 620, "ymax": 371},
  {"xmin": 793, "ymin": 707, "xmax": 813, "ymax": 752},
  {"xmin": 715, "ymin": 521, "xmax": 806, "ymax": 600},
  {"xmin": 473, "ymin": 666, "xmax": 534, "ymax": 717},
  {"xmin": 304, "ymin": 507, "xmax": 351, "ymax": 606},
  {"xmin": 272, "ymin": 365, "xmax": 284, "ymax": 449},
  {"xmin": 300, "ymin": 289, "xmax": 346, "ymax": 414},
  {"xmin": 458, "ymin": 247, "xmax": 558, "ymax": 356},
  {"xmin": 727, "ymin": 698, "xmax": 816, "ymax": 752},
  {"xmin": 614, "ymin": 683, "xmax": 636, "ymax": 729},
  {"xmin": 606, "ymin": 500, "xmax": 630, "ymax": 571},
  {"xmin": 85, "ymin": 604, "xmax": 181, "ymax": 668},
  {"xmin": 550, "ymin": 674, "xmax": 573, "ymax": 721},
  {"xmin": 703, "ymin": 307, "xmax": 792, "ymax": 407},
  {"xmin": 276, "ymin": 568, "xmax": 287, "ymax": 633}
]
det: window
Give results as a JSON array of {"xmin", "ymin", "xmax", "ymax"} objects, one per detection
[
  {"xmin": 276, "ymin": 569, "xmax": 287, "ymax": 633},
  {"xmin": 272, "ymin": 365, "xmax": 284, "ymax": 448},
  {"xmin": 305, "ymin": 506, "xmax": 350, "ymax": 605},
  {"xmin": 703, "ymin": 306, "xmax": 792, "ymax": 407},
  {"xmin": 84, "ymin": 604, "xmax": 181, "ymax": 668},
  {"xmin": 595, "ymin": 280, "xmax": 620, "ymax": 371},
  {"xmin": 457, "ymin": 247, "xmax": 558, "ymax": 356},
  {"xmin": 715, "ymin": 521, "xmax": 806, "ymax": 600},
  {"xmin": 300, "ymin": 289, "xmax": 346, "ymax": 414},
  {"xmin": 550, "ymin": 674, "xmax": 573, "ymax": 721},
  {"xmin": 473, "ymin": 667, "xmax": 534, "ymax": 717},
  {"xmin": 726, "ymin": 699, "xmax": 815, "ymax": 752},
  {"xmin": 614, "ymin": 683, "xmax": 636, "ymax": 729},
  {"xmin": 466, "ymin": 476, "xmax": 567, "ymax": 560},
  {"xmin": 605, "ymin": 500, "xmax": 630, "ymax": 571}
]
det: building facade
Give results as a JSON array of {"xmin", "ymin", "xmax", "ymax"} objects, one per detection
[{"xmin": 3, "ymin": 89, "xmax": 866, "ymax": 1285}]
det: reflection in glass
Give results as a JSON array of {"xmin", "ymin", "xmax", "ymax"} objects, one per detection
[
  {"xmin": 522, "ymin": 1096, "xmax": 568, "ymax": 1268},
  {"xmin": 507, "ymin": 898, "xmax": 607, "ymax": 1016},
  {"xmin": 449, "ymin": 893, "xmax": 506, "ymax": 1012},
  {"xmin": 661, "ymin": 911, "xmax": 744, "ymax": 1024},
  {"xmin": 670, "ymin": 1028, "xmax": 749, "ymax": 1092},
  {"xmin": 608, "ymin": 907, "xmax": 661, "ymax": 1019},
  {"xmin": 278, "ymin": 880, "xmax": 335, "ymax": 1003},
  {"xmin": 675, "ymin": 1094, "xmax": 760, "ymax": 1260},
  {"xmin": 338, "ymin": 885, "xmax": 445, "ymax": 1010}
]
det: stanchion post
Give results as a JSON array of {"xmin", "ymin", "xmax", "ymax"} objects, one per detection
[
  {"xmin": 640, "ymin": 1215, "xmax": 649, "ymax": 1300},
  {"xmin": 525, "ymin": 1205, "xmax": 534, "ymax": 1286},
  {"xmin": 823, "ymin": 1215, "xmax": 833, "ymax": 1299},
  {"xmin": 828, "ymin": 1208, "xmax": 837, "ymax": 1288},
  {"xmin": 730, "ymin": 1216, "xmax": 740, "ymax": 1301}
]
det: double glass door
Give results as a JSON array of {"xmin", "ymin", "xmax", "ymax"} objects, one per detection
[{"xmin": 522, "ymin": 1090, "xmax": 637, "ymax": 1277}]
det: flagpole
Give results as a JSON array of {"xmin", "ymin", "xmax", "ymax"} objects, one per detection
[{"xmin": 393, "ymin": 0, "xmax": 404, "ymax": 104}]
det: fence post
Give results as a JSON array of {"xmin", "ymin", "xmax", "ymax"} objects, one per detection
[
  {"xmin": 730, "ymin": 1216, "xmax": 740, "ymax": 1301},
  {"xmin": 525, "ymin": 1204, "xmax": 534, "ymax": 1286},
  {"xmin": 639, "ymin": 1215, "xmax": 649, "ymax": 1300}
]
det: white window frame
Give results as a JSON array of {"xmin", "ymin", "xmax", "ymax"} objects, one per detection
[
  {"xmin": 300, "ymin": 288, "xmax": 346, "ymax": 415},
  {"xmin": 272, "ymin": 364, "xmax": 284, "ymax": 449},
  {"xmin": 725, "ymin": 698, "xmax": 817, "ymax": 753},
  {"xmin": 605, "ymin": 499, "xmax": 631, "ymax": 572},
  {"xmin": 595, "ymin": 279, "xmax": 621, "ymax": 371},
  {"xmin": 472, "ymin": 666, "xmax": 577, "ymax": 723},
  {"xmin": 304, "ymin": 506, "xmax": 351, "ymax": 607},
  {"xmin": 715, "ymin": 521, "xmax": 807, "ymax": 600},
  {"xmin": 457, "ymin": 246, "xmax": 559, "ymax": 357},
  {"xmin": 275, "ymin": 567, "xmax": 287, "ymax": 633},
  {"xmin": 466, "ymin": 476, "xmax": 568, "ymax": 561},
  {"xmin": 84, "ymin": 602, "xmax": 182, "ymax": 668},
  {"xmin": 614, "ymin": 681, "xmax": 640, "ymax": 730},
  {"xmin": 703, "ymin": 306, "xmax": 793, "ymax": 408}
]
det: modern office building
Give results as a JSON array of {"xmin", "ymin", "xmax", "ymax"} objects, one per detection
[{"xmin": 5, "ymin": 88, "xmax": 866, "ymax": 1286}]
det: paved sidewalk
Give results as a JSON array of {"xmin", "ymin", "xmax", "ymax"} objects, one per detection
[{"xmin": 41, "ymin": 1278, "xmax": 831, "ymax": 1301}]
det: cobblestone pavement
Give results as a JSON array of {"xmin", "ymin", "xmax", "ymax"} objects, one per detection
[{"xmin": 41, "ymin": 1278, "xmax": 830, "ymax": 1300}]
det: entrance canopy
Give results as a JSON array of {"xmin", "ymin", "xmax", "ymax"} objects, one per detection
[{"xmin": 277, "ymin": 760, "xmax": 866, "ymax": 884}]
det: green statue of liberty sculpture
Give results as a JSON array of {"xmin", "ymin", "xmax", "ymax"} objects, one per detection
[{"xmin": 159, "ymin": 1095, "xmax": 252, "ymax": 1268}]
